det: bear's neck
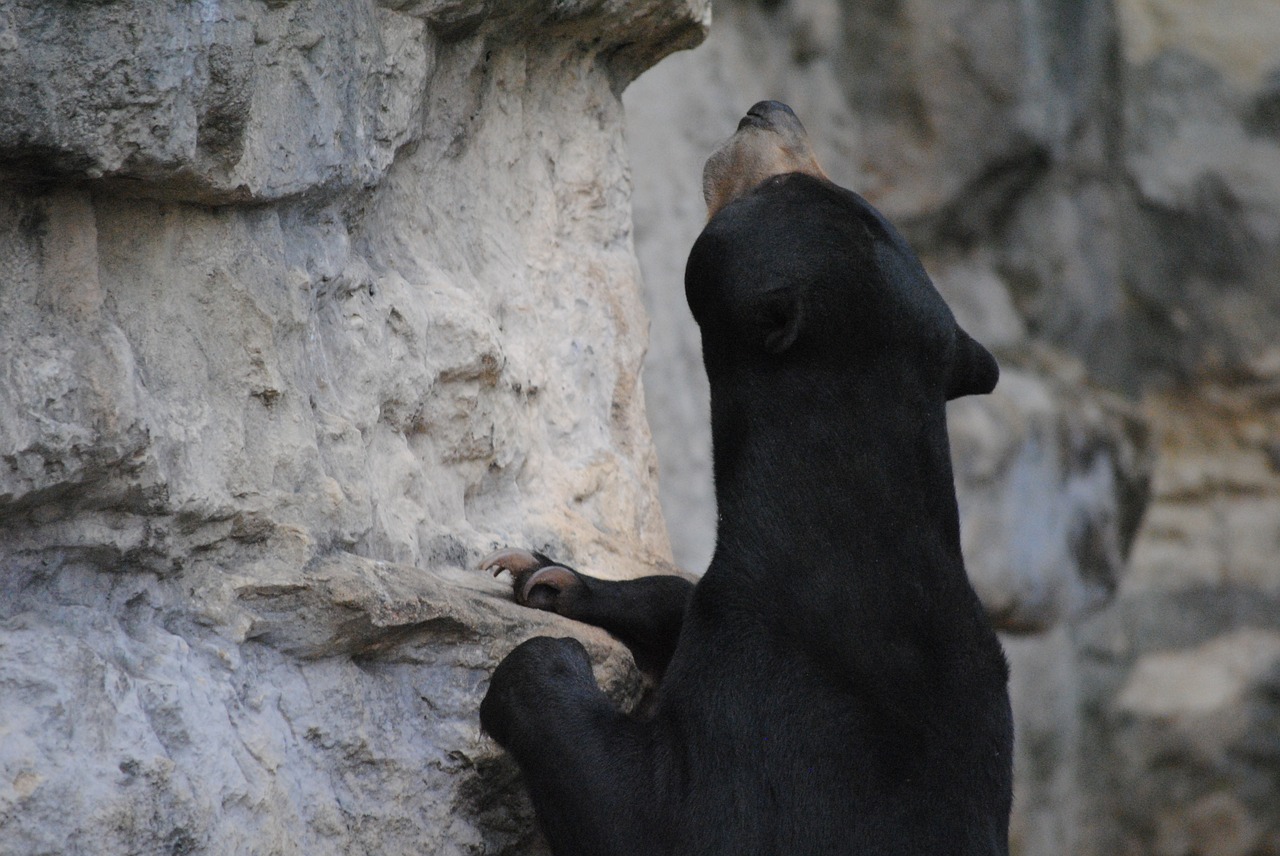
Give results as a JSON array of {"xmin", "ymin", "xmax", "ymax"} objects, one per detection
[{"xmin": 706, "ymin": 370, "xmax": 967, "ymax": 585}]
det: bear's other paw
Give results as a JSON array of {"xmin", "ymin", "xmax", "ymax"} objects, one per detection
[{"xmin": 480, "ymin": 548, "xmax": 587, "ymax": 614}]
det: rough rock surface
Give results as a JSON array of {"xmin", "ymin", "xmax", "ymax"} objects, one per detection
[
  {"xmin": 0, "ymin": 1, "xmax": 708, "ymax": 852},
  {"xmin": 625, "ymin": 1, "xmax": 1280, "ymax": 854}
]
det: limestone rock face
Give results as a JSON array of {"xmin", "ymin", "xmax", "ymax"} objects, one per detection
[
  {"xmin": 948, "ymin": 356, "xmax": 1151, "ymax": 633},
  {"xmin": 0, "ymin": 0, "xmax": 426, "ymax": 203},
  {"xmin": 0, "ymin": 1, "xmax": 708, "ymax": 852},
  {"xmin": 625, "ymin": 1, "xmax": 1279, "ymax": 854},
  {"xmin": 1064, "ymin": 386, "xmax": 1280, "ymax": 856}
]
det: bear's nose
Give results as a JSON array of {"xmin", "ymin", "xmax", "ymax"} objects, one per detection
[
  {"xmin": 738, "ymin": 101, "xmax": 801, "ymax": 132},
  {"xmin": 748, "ymin": 100, "xmax": 795, "ymax": 119}
]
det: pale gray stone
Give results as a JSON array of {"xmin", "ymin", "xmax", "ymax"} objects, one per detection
[{"xmin": 0, "ymin": 0, "xmax": 707, "ymax": 852}]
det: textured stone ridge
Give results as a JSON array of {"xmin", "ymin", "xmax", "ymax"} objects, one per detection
[
  {"xmin": 0, "ymin": 1, "xmax": 707, "ymax": 852},
  {"xmin": 0, "ymin": 0, "xmax": 708, "ymax": 203}
]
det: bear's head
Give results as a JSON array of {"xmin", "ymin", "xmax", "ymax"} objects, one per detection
[{"xmin": 686, "ymin": 101, "xmax": 997, "ymax": 404}]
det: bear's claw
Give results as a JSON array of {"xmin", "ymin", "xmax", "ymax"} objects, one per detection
[
  {"xmin": 480, "ymin": 547, "xmax": 545, "ymax": 578},
  {"xmin": 480, "ymin": 548, "xmax": 583, "ymax": 611},
  {"xmin": 518, "ymin": 565, "xmax": 580, "ymax": 607}
]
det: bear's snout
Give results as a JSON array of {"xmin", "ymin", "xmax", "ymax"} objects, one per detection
[{"xmin": 703, "ymin": 100, "xmax": 828, "ymax": 220}]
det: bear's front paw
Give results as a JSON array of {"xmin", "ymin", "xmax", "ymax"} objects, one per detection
[
  {"xmin": 480, "ymin": 635, "xmax": 595, "ymax": 748},
  {"xmin": 480, "ymin": 548, "xmax": 587, "ymax": 613}
]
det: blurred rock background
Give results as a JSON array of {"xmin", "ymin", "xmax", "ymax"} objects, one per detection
[
  {"xmin": 0, "ymin": 0, "xmax": 1276, "ymax": 853},
  {"xmin": 625, "ymin": 1, "xmax": 1280, "ymax": 854}
]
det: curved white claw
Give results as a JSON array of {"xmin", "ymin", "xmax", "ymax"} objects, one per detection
[
  {"xmin": 518, "ymin": 565, "xmax": 579, "ymax": 603},
  {"xmin": 479, "ymin": 547, "xmax": 544, "ymax": 577}
]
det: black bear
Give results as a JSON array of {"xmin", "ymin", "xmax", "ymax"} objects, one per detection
[{"xmin": 478, "ymin": 101, "xmax": 1012, "ymax": 856}]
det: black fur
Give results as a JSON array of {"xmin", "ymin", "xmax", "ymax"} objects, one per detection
[{"xmin": 480, "ymin": 170, "xmax": 1012, "ymax": 855}]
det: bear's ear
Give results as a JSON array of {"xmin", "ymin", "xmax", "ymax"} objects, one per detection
[
  {"xmin": 946, "ymin": 327, "xmax": 999, "ymax": 400},
  {"xmin": 758, "ymin": 289, "xmax": 805, "ymax": 354}
]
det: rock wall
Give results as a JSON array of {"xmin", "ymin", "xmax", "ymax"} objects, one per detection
[
  {"xmin": 625, "ymin": 1, "xmax": 1280, "ymax": 854},
  {"xmin": 0, "ymin": 1, "xmax": 707, "ymax": 853}
]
